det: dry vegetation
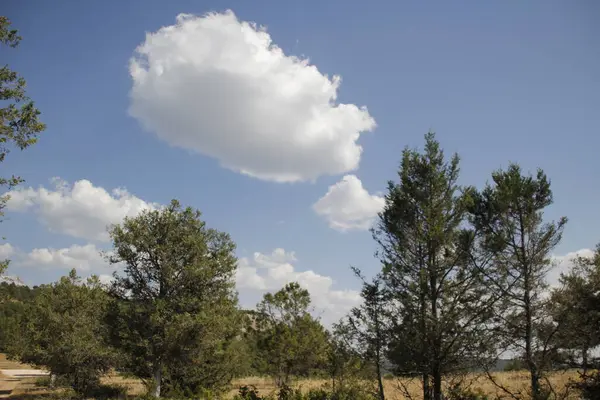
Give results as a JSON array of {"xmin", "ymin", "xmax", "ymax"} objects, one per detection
[
  {"xmin": 0, "ymin": 353, "xmax": 582, "ymax": 400},
  {"xmin": 225, "ymin": 371, "xmax": 581, "ymax": 399}
]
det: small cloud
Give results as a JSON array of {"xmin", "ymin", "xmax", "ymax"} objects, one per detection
[
  {"xmin": 236, "ymin": 248, "xmax": 361, "ymax": 326},
  {"xmin": 6, "ymin": 178, "xmax": 158, "ymax": 242},
  {"xmin": 22, "ymin": 243, "xmax": 110, "ymax": 273},
  {"xmin": 313, "ymin": 175, "xmax": 384, "ymax": 232},
  {"xmin": 0, "ymin": 243, "xmax": 15, "ymax": 259},
  {"xmin": 549, "ymin": 248, "xmax": 596, "ymax": 287}
]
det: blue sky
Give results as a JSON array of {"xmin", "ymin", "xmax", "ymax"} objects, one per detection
[{"xmin": 2, "ymin": 0, "xmax": 599, "ymax": 322}]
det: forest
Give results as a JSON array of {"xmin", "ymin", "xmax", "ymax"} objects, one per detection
[{"xmin": 1, "ymin": 14, "xmax": 599, "ymax": 400}]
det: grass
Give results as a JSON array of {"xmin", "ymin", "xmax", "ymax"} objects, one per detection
[
  {"xmin": 0, "ymin": 354, "xmax": 583, "ymax": 399},
  {"xmin": 225, "ymin": 371, "xmax": 581, "ymax": 399}
]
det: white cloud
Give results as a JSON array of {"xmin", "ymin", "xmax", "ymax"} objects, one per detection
[
  {"xmin": 549, "ymin": 248, "xmax": 595, "ymax": 287},
  {"xmin": 313, "ymin": 175, "xmax": 384, "ymax": 232},
  {"xmin": 236, "ymin": 248, "xmax": 361, "ymax": 325},
  {"xmin": 97, "ymin": 274, "xmax": 115, "ymax": 286},
  {"xmin": 0, "ymin": 243, "xmax": 15, "ymax": 259},
  {"xmin": 22, "ymin": 243, "xmax": 112, "ymax": 273},
  {"xmin": 128, "ymin": 11, "xmax": 376, "ymax": 183},
  {"xmin": 5, "ymin": 178, "xmax": 158, "ymax": 242}
]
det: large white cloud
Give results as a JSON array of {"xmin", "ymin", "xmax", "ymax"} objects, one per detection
[
  {"xmin": 22, "ymin": 243, "xmax": 110, "ymax": 273},
  {"xmin": 128, "ymin": 11, "xmax": 376, "ymax": 183},
  {"xmin": 313, "ymin": 175, "xmax": 384, "ymax": 232},
  {"xmin": 5, "ymin": 178, "xmax": 158, "ymax": 242},
  {"xmin": 236, "ymin": 248, "xmax": 361, "ymax": 325}
]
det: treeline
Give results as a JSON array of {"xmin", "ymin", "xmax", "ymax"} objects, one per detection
[{"xmin": 0, "ymin": 134, "xmax": 599, "ymax": 400}]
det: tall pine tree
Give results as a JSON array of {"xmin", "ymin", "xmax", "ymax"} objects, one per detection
[
  {"xmin": 469, "ymin": 164, "xmax": 567, "ymax": 399},
  {"xmin": 373, "ymin": 132, "xmax": 495, "ymax": 400}
]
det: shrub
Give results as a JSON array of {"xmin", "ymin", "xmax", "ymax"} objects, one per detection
[
  {"xmin": 233, "ymin": 384, "xmax": 377, "ymax": 400},
  {"xmin": 445, "ymin": 382, "xmax": 489, "ymax": 400},
  {"xmin": 86, "ymin": 383, "xmax": 128, "ymax": 399},
  {"xmin": 572, "ymin": 371, "xmax": 600, "ymax": 400},
  {"xmin": 235, "ymin": 385, "xmax": 266, "ymax": 400}
]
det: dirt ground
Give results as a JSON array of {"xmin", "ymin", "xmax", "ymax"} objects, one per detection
[{"xmin": 0, "ymin": 355, "xmax": 32, "ymax": 399}]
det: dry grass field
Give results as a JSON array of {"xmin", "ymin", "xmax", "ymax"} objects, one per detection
[
  {"xmin": 224, "ymin": 371, "xmax": 581, "ymax": 399},
  {"xmin": 0, "ymin": 354, "xmax": 583, "ymax": 399}
]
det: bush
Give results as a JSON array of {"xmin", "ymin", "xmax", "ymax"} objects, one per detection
[
  {"xmin": 86, "ymin": 383, "xmax": 128, "ymax": 399},
  {"xmin": 571, "ymin": 371, "xmax": 600, "ymax": 400},
  {"xmin": 445, "ymin": 382, "xmax": 489, "ymax": 400},
  {"xmin": 235, "ymin": 385, "xmax": 266, "ymax": 400},
  {"xmin": 232, "ymin": 384, "xmax": 377, "ymax": 400}
]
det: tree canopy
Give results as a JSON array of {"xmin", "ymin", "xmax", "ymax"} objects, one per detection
[
  {"xmin": 0, "ymin": 17, "xmax": 46, "ymax": 275},
  {"xmin": 106, "ymin": 199, "xmax": 242, "ymax": 397}
]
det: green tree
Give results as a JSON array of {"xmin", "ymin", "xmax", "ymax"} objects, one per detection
[
  {"xmin": 550, "ymin": 244, "xmax": 600, "ymax": 372},
  {"xmin": 254, "ymin": 282, "xmax": 329, "ymax": 386},
  {"xmin": 373, "ymin": 132, "xmax": 496, "ymax": 400},
  {"xmin": 0, "ymin": 16, "xmax": 46, "ymax": 275},
  {"xmin": 6, "ymin": 270, "xmax": 116, "ymax": 396},
  {"xmin": 326, "ymin": 326, "xmax": 365, "ymax": 392},
  {"xmin": 469, "ymin": 164, "xmax": 567, "ymax": 400},
  {"xmin": 107, "ymin": 199, "xmax": 241, "ymax": 398},
  {"xmin": 0, "ymin": 282, "xmax": 39, "ymax": 352},
  {"xmin": 337, "ymin": 268, "xmax": 388, "ymax": 400}
]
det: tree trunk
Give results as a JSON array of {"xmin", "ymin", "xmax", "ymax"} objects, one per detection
[
  {"xmin": 49, "ymin": 374, "xmax": 56, "ymax": 389},
  {"xmin": 582, "ymin": 344, "xmax": 589, "ymax": 374},
  {"xmin": 524, "ymin": 273, "xmax": 540, "ymax": 399},
  {"xmin": 530, "ymin": 367, "xmax": 540, "ymax": 400},
  {"xmin": 152, "ymin": 361, "xmax": 162, "ymax": 398},
  {"xmin": 429, "ymin": 243, "xmax": 441, "ymax": 400},
  {"xmin": 432, "ymin": 365, "xmax": 442, "ymax": 400},
  {"xmin": 423, "ymin": 374, "xmax": 431, "ymax": 400},
  {"xmin": 419, "ymin": 251, "xmax": 430, "ymax": 400},
  {"xmin": 375, "ymin": 358, "xmax": 385, "ymax": 400}
]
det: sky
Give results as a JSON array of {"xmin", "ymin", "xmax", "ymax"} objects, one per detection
[{"xmin": 2, "ymin": 0, "xmax": 599, "ymax": 325}]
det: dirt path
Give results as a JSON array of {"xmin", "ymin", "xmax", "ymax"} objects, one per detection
[
  {"xmin": 0, "ymin": 370, "xmax": 48, "ymax": 398},
  {"xmin": 0, "ymin": 355, "xmax": 48, "ymax": 398},
  {"xmin": 0, "ymin": 372, "xmax": 20, "ymax": 399}
]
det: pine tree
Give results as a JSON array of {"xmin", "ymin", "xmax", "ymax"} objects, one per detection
[
  {"xmin": 337, "ymin": 268, "xmax": 388, "ymax": 400},
  {"xmin": 469, "ymin": 164, "xmax": 567, "ymax": 399},
  {"xmin": 550, "ymin": 244, "xmax": 600, "ymax": 372},
  {"xmin": 0, "ymin": 16, "xmax": 46, "ymax": 275},
  {"xmin": 253, "ymin": 282, "xmax": 330, "ymax": 386},
  {"xmin": 373, "ymin": 132, "xmax": 496, "ymax": 400}
]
